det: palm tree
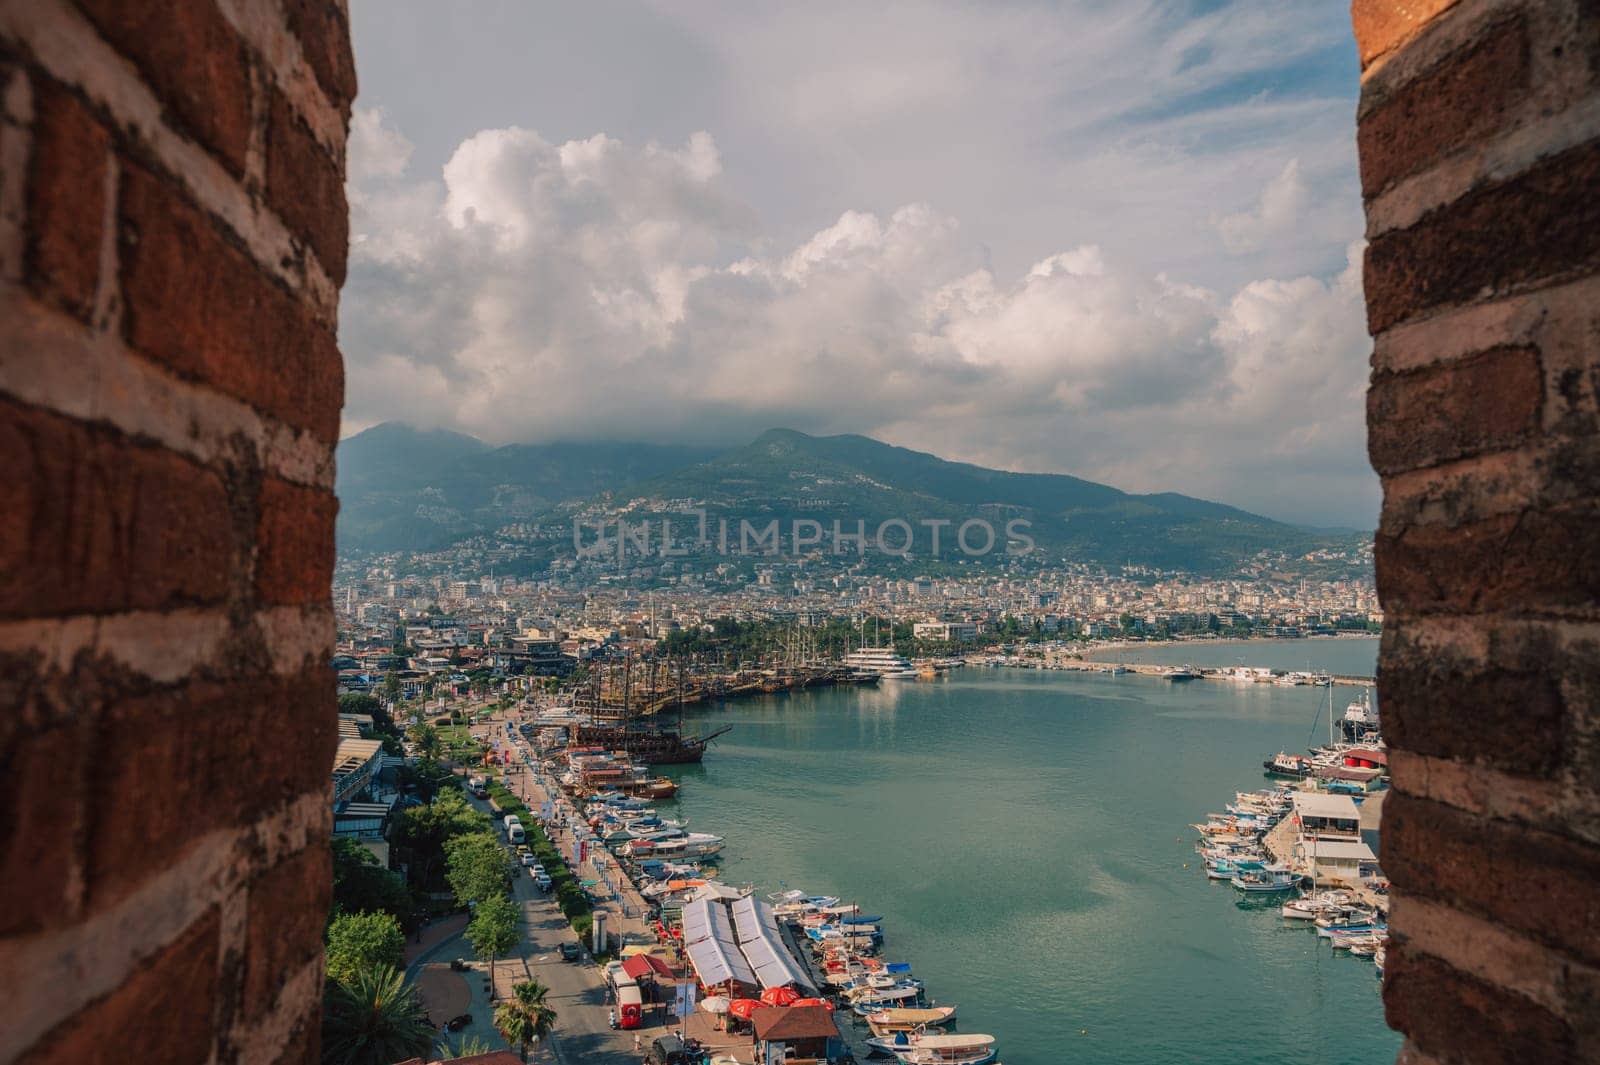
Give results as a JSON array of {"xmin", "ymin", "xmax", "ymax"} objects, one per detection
[
  {"xmin": 320, "ymin": 964, "xmax": 433, "ymax": 1065},
  {"xmin": 437, "ymin": 1035, "xmax": 494, "ymax": 1059},
  {"xmin": 494, "ymin": 979, "xmax": 558, "ymax": 1062}
]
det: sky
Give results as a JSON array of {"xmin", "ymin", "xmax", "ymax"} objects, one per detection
[{"xmin": 342, "ymin": 0, "xmax": 1377, "ymax": 528}]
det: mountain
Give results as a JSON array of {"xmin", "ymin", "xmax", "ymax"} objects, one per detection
[
  {"xmin": 614, "ymin": 428, "xmax": 1331, "ymax": 571},
  {"xmin": 335, "ymin": 423, "xmax": 720, "ymax": 553},
  {"xmin": 337, "ymin": 423, "xmax": 1348, "ymax": 571}
]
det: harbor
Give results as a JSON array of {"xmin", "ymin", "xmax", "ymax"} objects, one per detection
[{"xmin": 459, "ymin": 636, "xmax": 1395, "ymax": 1065}]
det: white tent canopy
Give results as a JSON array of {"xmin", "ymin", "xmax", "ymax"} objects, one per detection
[
  {"xmin": 681, "ymin": 899, "xmax": 756, "ymax": 987},
  {"xmin": 730, "ymin": 896, "xmax": 814, "ymax": 992}
]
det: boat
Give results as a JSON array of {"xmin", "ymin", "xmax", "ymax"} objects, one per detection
[
  {"xmin": 1262, "ymin": 751, "xmax": 1314, "ymax": 778},
  {"xmin": 1165, "ymin": 665, "xmax": 1201, "ymax": 681},
  {"xmin": 1231, "ymin": 869, "xmax": 1300, "ymax": 893},
  {"xmin": 889, "ymin": 1034, "xmax": 997, "ymax": 1065},
  {"xmin": 865, "ymin": 1007, "xmax": 958, "ymax": 1034},
  {"xmin": 567, "ymin": 721, "xmax": 732, "ymax": 765},
  {"xmin": 843, "ymin": 646, "xmax": 917, "ymax": 678}
]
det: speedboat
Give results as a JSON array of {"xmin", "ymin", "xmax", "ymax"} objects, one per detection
[{"xmin": 889, "ymin": 1034, "xmax": 997, "ymax": 1065}]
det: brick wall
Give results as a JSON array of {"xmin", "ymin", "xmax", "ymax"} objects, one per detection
[
  {"xmin": 0, "ymin": 2, "xmax": 352, "ymax": 1062},
  {"xmin": 1353, "ymin": 1, "xmax": 1600, "ymax": 1062}
]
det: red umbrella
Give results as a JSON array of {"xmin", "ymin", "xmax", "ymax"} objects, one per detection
[
  {"xmin": 760, "ymin": 986, "xmax": 801, "ymax": 1007},
  {"xmin": 789, "ymin": 997, "xmax": 835, "ymax": 1011},
  {"xmin": 727, "ymin": 999, "xmax": 763, "ymax": 1020}
]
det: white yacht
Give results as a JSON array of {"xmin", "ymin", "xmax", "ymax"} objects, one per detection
[{"xmin": 843, "ymin": 646, "xmax": 919, "ymax": 679}]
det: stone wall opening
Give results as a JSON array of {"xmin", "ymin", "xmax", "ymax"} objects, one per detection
[{"xmin": 1, "ymin": 1, "xmax": 1597, "ymax": 1062}]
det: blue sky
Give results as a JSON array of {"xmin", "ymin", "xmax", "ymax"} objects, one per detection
[{"xmin": 343, "ymin": 1, "xmax": 1377, "ymax": 528}]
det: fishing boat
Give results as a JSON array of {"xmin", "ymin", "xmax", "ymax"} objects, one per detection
[
  {"xmin": 889, "ymin": 1034, "xmax": 997, "ymax": 1065},
  {"xmin": 1231, "ymin": 869, "xmax": 1300, "ymax": 893},
  {"xmin": 865, "ymin": 1007, "xmax": 958, "ymax": 1034},
  {"xmin": 1262, "ymin": 751, "xmax": 1314, "ymax": 778}
]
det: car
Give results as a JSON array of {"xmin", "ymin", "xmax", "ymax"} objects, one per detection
[
  {"xmin": 473, "ymin": 787, "xmax": 489, "ymax": 799},
  {"xmin": 645, "ymin": 1035, "xmax": 689, "ymax": 1065},
  {"xmin": 520, "ymin": 853, "xmax": 538, "ymax": 867},
  {"xmin": 558, "ymin": 941, "xmax": 581, "ymax": 962},
  {"xmin": 533, "ymin": 872, "xmax": 551, "ymax": 890}
]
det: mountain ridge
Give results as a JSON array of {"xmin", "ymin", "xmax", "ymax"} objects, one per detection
[{"xmin": 337, "ymin": 422, "xmax": 1349, "ymax": 570}]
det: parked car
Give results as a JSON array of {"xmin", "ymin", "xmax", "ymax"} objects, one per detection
[
  {"xmin": 646, "ymin": 1035, "xmax": 689, "ymax": 1065},
  {"xmin": 558, "ymin": 941, "xmax": 581, "ymax": 962},
  {"xmin": 520, "ymin": 853, "xmax": 539, "ymax": 867},
  {"xmin": 533, "ymin": 871, "xmax": 551, "ymax": 891}
]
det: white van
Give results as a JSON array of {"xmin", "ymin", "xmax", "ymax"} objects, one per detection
[
  {"xmin": 508, "ymin": 825, "xmax": 526, "ymax": 845},
  {"xmin": 503, "ymin": 814, "xmax": 522, "ymax": 832}
]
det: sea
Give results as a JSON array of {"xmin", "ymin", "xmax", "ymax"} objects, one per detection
[{"xmin": 660, "ymin": 637, "xmax": 1397, "ymax": 1065}]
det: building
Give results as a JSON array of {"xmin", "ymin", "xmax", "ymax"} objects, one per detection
[
  {"xmin": 332, "ymin": 739, "xmax": 385, "ymax": 809},
  {"xmin": 913, "ymin": 621, "xmax": 978, "ymax": 641}
]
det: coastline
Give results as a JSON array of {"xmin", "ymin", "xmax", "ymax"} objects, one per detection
[{"xmin": 1078, "ymin": 632, "xmax": 1378, "ymax": 658}]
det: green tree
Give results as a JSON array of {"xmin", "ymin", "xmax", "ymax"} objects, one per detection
[
  {"xmin": 466, "ymin": 893, "xmax": 523, "ymax": 1001},
  {"xmin": 407, "ymin": 723, "xmax": 442, "ymax": 760},
  {"xmin": 338, "ymin": 692, "xmax": 391, "ymax": 733},
  {"xmin": 382, "ymin": 670, "xmax": 403, "ymax": 705},
  {"xmin": 330, "ymin": 838, "xmax": 413, "ymax": 927},
  {"xmin": 320, "ymin": 964, "xmax": 432, "ymax": 1065},
  {"xmin": 494, "ymin": 978, "xmax": 558, "ymax": 1062},
  {"xmin": 445, "ymin": 833, "xmax": 508, "ymax": 908},
  {"xmin": 437, "ymin": 1035, "xmax": 494, "ymax": 1059},
  {"xmin": 394, "ymin": 792, "xmax": 490, "ymax": 890},
  {"xmin": 325, "ymin": 911, "xmax": 405, "ymax": 984}
]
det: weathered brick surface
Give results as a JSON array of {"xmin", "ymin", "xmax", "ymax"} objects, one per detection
[
  {"xmin": 1351, "ymin": 0, "xmax": 1463, "ymax": 70},
  {"xmin": 1384, "ymin": 943, "xmax": 1575, "ymax": 1065},
  {"xmin": 89, "ymin": 668, "xmax": 338, "ymax": 912},
  {"xmin": 0, "ymin": 399, "xmax": 235, "ymax": 618},
  {"xmin": 119, "ymin": 163, "xmax": 345, "ymax": 442},
  {"xmin": 0, "ymin": 711, "xmax": 91, "ymax": 936},
  {"xmin": 1358, "ymin": 16, "xmax": 1531, "ymax": 197},
  {"xmin": 1368, "ymin": 344, "xmax": 1543, "ymax": 475},
  {"xmin": 17, "ymin": 908, "xmax": 221, "ymax": 1065},
  {"xmin": 266, "ymin": 86, "xmax": 348, "ymax": 284},
  {"xmin": 256, "ymin": 478, "xmax": 338, "ymax": 605},
  {"xmin": 1365, "ymin": 139, "xmax": 1600, "ymax": 333},
  {"xmin": 1375, "ymin": 504, "xmax": 1600, "ymax": 617},
  {"xmin": 73, "ymin": 0, "xmax": 252, "ymax": 175},
  {"xmin": 0, "ymin": 3, "xmax": 352, "ymax": 1061},
  {"xmin": 1384, "ymin": 793, "xmax": 1600, "ymax": 966},
  {"xmin": 1380, "ymin": 644, "xmax": 1565, "ymax": 776},
  {"xmin": 282, "ymin": 0, "xmax": 358, "ymax": 112},
  {"xmin": 25, "ymin": 77, "xmax": 108, "ymax": 320},
  {"xmin": 243, "ymin": 844, "xmax": 331, "ymax": 1022}
]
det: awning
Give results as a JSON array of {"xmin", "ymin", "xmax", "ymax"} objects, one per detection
[
  {"xmin": 622, "ymin": 953, "xmax": 677, "ymax": 980},
  {"xmin": 730, "ymin": 897, "xmax": 815, "ymax": 993},
  {"xmin": 681, "ymin": 900, "xmax": 755, "ymax": 987}
]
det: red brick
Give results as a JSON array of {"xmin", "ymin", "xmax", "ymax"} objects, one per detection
[
  {"xmin": 1384, "ymin": 793, "xmax": 1600, "ymax": 965},
  {"xmin": 74, "ymin": 0, "xmax": 252, "ymax": 175},
  {"xmin": 25, "ymin": 77, "xmax": 108, "ymax": 321},
  {"xmin": 1379, "ymin": 632, "xmax": 1566, "ymax": 775},
  {"xmin": 0, "ymin": 715, "xmax": 90, "ymax": 935},
  {"xmin": 17, "ymin": 909, "xmax": 220, "ymax": 1065},
  {"xmin": 0, "ymin": 399, "xmax": 233, "ymax": 618},
  {"xmin": 1358, "ymin": 16, "xmax": 1531, "ymax": 197},
  {"xmin": 88, "ymin": 668, "xmax": 337, "ymax": 912},
  {"xmin": 1352, "ymin": 0, "xmax": 1462, "ymax": 69},
  {"xmin": 266, "ymin": 87, "xmax": 348, "ymax": 284},
  {"xmin": 243, "ymin": 844, "xmax": 331, "ymax": 1021},
  {"xmin": 256, "ymin": 479, "xmax": 337, "ymax": 605},
  {"xmin": 1376, "ymin": 504, "xmax": 1600, "ymax": 616},
  {"xmin": 1383, "ymin": 943, "xmax": 1574, "ymax": 1065},
  {"xmin": 282, "ymin": 0, "xmax": 357, "ymax": 110},
  {"xmin": 1365, "ymin": 140, "xmax": 1600, "ymax": 333},
  {"xmin": 118, "ymin": 164, "xmax": 345, "ymax": 442},
  {"xmin": 1368, "ymin": 345, "xmax": 1543, "ymax": 475}
]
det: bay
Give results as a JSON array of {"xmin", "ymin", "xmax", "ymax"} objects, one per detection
[{"xmin": 660, "ymin": 636, "xmax": 1396, "ymax": 1065}]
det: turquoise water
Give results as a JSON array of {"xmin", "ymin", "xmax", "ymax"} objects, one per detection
[
  {"xmin": 1084, "ymin": 637, "xmax": 1379, "ymax": 677},
  {"xmin": 661, "ymin": 637, "xmax": 1397, "ymax": 1065}
]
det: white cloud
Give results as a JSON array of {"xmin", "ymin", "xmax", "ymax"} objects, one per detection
[
  {"xmin": 341, "ymin": 114, "xmax": 1377, "ymax": 526},
  {"xmin": 1214, "ymin": 158, "xmax": 1311, "ymax": 254}
]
